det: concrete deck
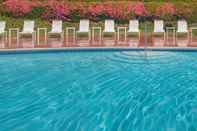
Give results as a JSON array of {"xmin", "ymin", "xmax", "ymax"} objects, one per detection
[{"xmin": 1, "ymin": 35, "xmax": 197, "ymax": 52}]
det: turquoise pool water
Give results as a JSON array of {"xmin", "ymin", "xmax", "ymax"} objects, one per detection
[{"xmin": 0, "ymin": 51, "xmax": 197, "ymax": 131}]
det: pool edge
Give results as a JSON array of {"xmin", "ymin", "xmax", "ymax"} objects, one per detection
[{"xmin": 0, "ymin": 47, "xmax": 197, "ymax": 54}]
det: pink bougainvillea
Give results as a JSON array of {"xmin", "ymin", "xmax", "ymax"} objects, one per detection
[
  {"xmin": 4, "ymin": 0, "xmax": 33, "ymax": 17},
  {"xmin": 102, "ymin": 2, "xmax": 128, "ymax": 20},
  {"xmin": 127, "ymin": 2, "xmax": 148, "ymax": 19},
  {"xmin": 88, "ymin": 3, "xmax": 104, "ymax": 17},
  {"xmin": 2, "ymin": 0, "xmax": 194, "ymax": 22},
  {"xmin": 127, "ymin": 3, "xmax": 134, "ymax": 14},
  {"xmin": 88, "ymin": 2, "xmax": 128, "ymax": 21},
  {"xmin": 103, "ymin": 2, "xmax": 116, "ymax": 19},
  {"xmin": 69, "ymin": 2, "xmax": 89, "ymax": 19},
  {"xmin": 133, "ymin": 2, "xmax": 148, "ymax": 16},
  {"xmin": 42, "ymin": 0, "xmax": 70, "ymax": 20},
  {"xmin": 133, "ymin": 2, "xmax": 148, "ymax": 17},
  {"xmin": 156, "ymin": 2, "xmax": 176, "ymax": 20}
]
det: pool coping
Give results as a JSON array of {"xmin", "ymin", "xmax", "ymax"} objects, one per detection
[{"xmin": 0, "ymin": 47, "xmax": 197, "ymax": 54}]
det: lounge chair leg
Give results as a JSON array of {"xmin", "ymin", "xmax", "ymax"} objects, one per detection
[
  {"xmin": 61, "ymin": 32, "xmax": 64, "ymax": 44},
  {"xmin": 34, "ymin": 32, "xmax": 36, "ymax": 46},
  {"xmin": 0, "ymin": 34, "xmax": 2, "ymax": 45},
  {"xmin": 99, "ymin": 31, "xmax": 102, "ymax": 46},
  {"xmin": 139, "ymin": 32, "xmax": 141, "ymax": 46},
  {"xmin": 46, "ymin": 34, "xmax": 48, "ymax": 45},
  {"xmin": 5, "ymin": 31, "xmax": 7, "ymax": 44},
  {"xmin": 117, "ymin": 29, "xmax": 120, "ymax": 42},
  {"xmin": 8, "ymin": 31, "xmax": 11, "ymax": 47},
  {"xmin": 89, "ymin": 31, "xmax": 91, "ymax": 45},
  {"xmin": 32, "ymin": 33, "xmax": 34, "ymax": 46},
  {"xmin": 37, "ymin": 29, "xmax": 39, "ymax": 46},
  {"xmin": 17, "ymin": 32, "xmax": 19, "ymax": 47},
  {"xmin": 102, "ymin": 32, "xmax": 104, "ymax": 46},
  {"xmin": 18, "ymin": 34, "xmax": 20, "ymax": 48},
  {"xmin": 1, "ymin": 33, "xmax": 4, "ymax": 45},
  {"xmin": 188, "ymin": 32, "xmax": 190, "ymax": 45},
  {"xmin": 114, "ymin": 32, "xmax": 117, "ymax": 45},
  {"xmin": 164, "ymin": 32, "xmax": 166, "ymax": 45},
  {"xmin": 65, "ymin": 30, "xmax": 68, "ymax": 46},
  {"xmin": 76, "ymin": 33, "xmax": 78, "ymax": 46},
  {"xmin": 125, "ymin": 29, "xmax": 127, "ymax": 42},
  {"xmin": 45, "ymin": 31, "xmax": 47, "ymax": 45},
  {"xmin": 3, "ymin": 32, "xmax": 5, "ymax": 44}
]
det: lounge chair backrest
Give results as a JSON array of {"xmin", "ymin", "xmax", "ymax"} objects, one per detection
[
  {"xmin": 128, "ymin": 20, "xmax": 139, "ymax": 32},
  {"xmin": 154, "ymin": 20, "xmax": 164, "ymax": 33},
  {"xmin": 51, "ymin": 20, "xmax": 62, "ymax": 33},
  {"xmin": 0, "ymin": 21, "xmax": 5, "ymax": 32},
  {"xmin": 104, "ymin": 20, "xmax": 115, "ymax": 32},
  {"xmin": 79, "ymin": 19, "xmax": 89, "ymax": 32},
  {"xmin": 177, "ymin": 20, "xmax": 188, "ymax": 33},
  {"xmin": 23, "ymin": 20, "xmax": 34, "ymax": 32}
]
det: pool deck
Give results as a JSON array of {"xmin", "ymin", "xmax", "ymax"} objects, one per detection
[{"xmin": 1, "ymin": 36, "xmax": 197, "ymax": 53}]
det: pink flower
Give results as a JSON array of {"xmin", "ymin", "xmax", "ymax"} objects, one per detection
[
  {"xmin": 103, "ymin": 2, "xmax": 115, "ymax": 18},
  {"xmin": 4, "ymin": 0, "xmax": 32, "ymax": 17},
  {"xmin": 127, "ymin": 3, "xmax": 134, "ymax": 13},
  {"xmin": 88, "ymin": 4, "xmax": 104, "ymax": 17},
  {"xmin": 127, "ymin": 2, "xmax": 148, "ymax": 18},
  {"xmin": 156, "ymin": 3, "xmax": 176, "ymax": 17},
  {"xmin": 70, "ymin": 2, "xmax": 89, "ymax": 19},
  {"xmin": 133, "ymin": 2, "xmax": 148, "ymax": 17},
  {"xmin": 42, "ymin": 0, "xmax": 70, "ymax": 20},
  {"xmin": 99, "ymin": 2, "xmax": 127, "ymax": 20}
]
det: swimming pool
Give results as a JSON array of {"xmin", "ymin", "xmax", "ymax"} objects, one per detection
[{"xmin": 0, "ymin": 50, "xmax": 197, "ymax": 131}]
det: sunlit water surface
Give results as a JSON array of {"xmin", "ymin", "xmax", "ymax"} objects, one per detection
[{"xmin": 0, "ymin": 51, "xmax": 197, "ymax": 131}]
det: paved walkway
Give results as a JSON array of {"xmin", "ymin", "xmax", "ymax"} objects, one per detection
[{"xmin": 0, "ymin": 35, "xmax": 197, "ymax": 50}]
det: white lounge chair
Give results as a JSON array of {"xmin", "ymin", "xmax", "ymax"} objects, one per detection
[
  {"xmin": 48, "ymin": 20, "xmax": 64, "ymax": 43},
  {"xmin": 103, "ymin": 20, "xmax": 116, "ymax": 44},
  {"xmin": 177, "ymin": 20, "xmax": 189, "ymax": 33},
  {"xmin": 19, "ymin": 20, "xmax": 35, "ymax": 45},
  {"xmin": 103, "ymin": 20, "xmax": 115, "ymax": 33},
  {"xmin": 177, "ymin": 20, "xmax": 189, "ymax": 46},
  {"xmin": 126, "ymin": 20, "xmax": 140, "ymax": 46},
  {"xmin": 0, "ymin": 21, "xmax": 7, "ymax": 45},
  {"xmin": 76, "ymin": 19, "xmax": 90, "ymax": 44},
  {"xmin": 154, "ymin": 20, "xmax": 165, "ymax": 33},
  {"xmin": 77, "ymin": 19, "xmax": 90, "ymax": 33},
  {"xmin": 128, "ymin": 20, "xmax": 140, "ymax": 39},
  {"xmin": 153, "ymin": 20, "xmax": 165, "ymax": 46},
  {"xmin": 128, "ymin": 20, "xmax": 140, "ymax": 33}
]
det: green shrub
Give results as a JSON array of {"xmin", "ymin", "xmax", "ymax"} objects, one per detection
[
  {"xmin": 1, "ymin": 1, "xmax": 197, "ymax": 23},
  {"xmin": 27, "ymin": 7, "xmax": 45, "ymax": 19}
]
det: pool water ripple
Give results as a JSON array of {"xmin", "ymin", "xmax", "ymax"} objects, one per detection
[{"xmin": 0, "ymin": 51, "xmax": 197, "ymax": 131}]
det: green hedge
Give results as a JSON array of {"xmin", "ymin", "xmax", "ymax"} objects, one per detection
[{"xmin": 1, "ymin": 1, "xmax": 197, "ymax": 26}]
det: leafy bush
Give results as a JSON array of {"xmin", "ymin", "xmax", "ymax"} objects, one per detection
[
  {"xmin": 88, "ymin": 3, "xmax": 105, "ymax": 21},
  {"xmin": 1, "ymin": 0, "xmax": 197, "ymax": 23},
  {"xmin": 175, "ymin": 3, "xmax": 193, "ymax": 20},
  {"xmin": 102, "ymin": 2, "xmax": 127, "ymax": 21},
  {"xmin": 27, "ymin": 1, "xmax": 45, "ymax": 19},
  {"xmin": 4, "ymin": 0, "xmax": 33, "ymax": 17},
  {"xmin": 125, "ymin": 2, "xmax": 149, "ymax": 21},
  {"xmin": 69, "ymin": 2, "xmax": 89, "ymax": 21},
  {"xmin": 155, "ymin": 3, "xmax": 176, "ymax": 21},
  {"xmin": 42, "ymin": 0, "xmax": 70, "ymax": 21}
]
